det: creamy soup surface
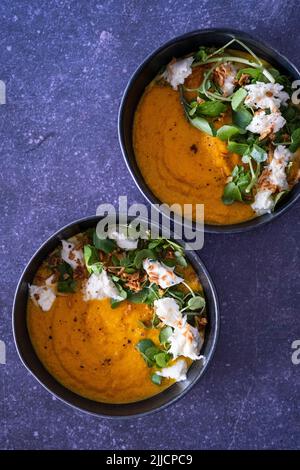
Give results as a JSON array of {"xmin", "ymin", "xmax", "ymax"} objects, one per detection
[
  {"xmin": 134, "ymin": 78, "xmax": 255, "ymax": 225},
  {"xmin": 27, "ymin": 230, "xmax": 206, "ymax": 404},
  {"xmin": 133, "ymin": 47, "xmax": 300, "ymax": 224}
]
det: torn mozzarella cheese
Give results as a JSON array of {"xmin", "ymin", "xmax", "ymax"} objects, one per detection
[
  {"xmin": 156, "ymin": 359, "xmax": 188, "ymax": 382},
  {"xmin": 163, "ymin": 57, "xmax": 193, "ymax": 90},
  {"xmin": 143, "ymin": 259, "xmax": 183, "ymax": 289},
  {"xmin": 251, "ymin": 145, "xmax": 292, "ymax": 215},
  {"xmin": 154, "ymin": 297, "xmax": 204, "ymax": 362},
  {"xmin": 83, "ymin": 270, "xmax": 123, "ymax": 302},
  {"xmin": 245, "ymin": 82, "xmax": 289, "ymax": 112},
  {"xmin": 213, "ymin": 62, "xmax": 237, "ymax": 97},
  {"xmin": 108, "ymin": 230, "xmax": 138, "ymax": 251},
  {"xmin": 221, "ymin": 62, "xmax": 237, "ymax": 97},
  {"xmin": 61, "ymin": 240, "xmax": 83, "ymax": 270},
  {"xmin": 251, "ymin": 189, "xmax": 275, "ymax": 215},
  {"xmin": 154, "ymin": 297, "xmax": 183, "ymax": 328},
  {"xmin": 268, "ymin": 145, "xmax": 292, "ymax": 190},
  {"xmin": 169, "ymin": 320, "xmax": 203, "ymax": 360},
  {"xmin": 246, "ymin": 111, "xmax": 286, "ymax": 136},
  {"xmin": 29, "ymin": 276, "xmax": 56, "ymax": 312}
]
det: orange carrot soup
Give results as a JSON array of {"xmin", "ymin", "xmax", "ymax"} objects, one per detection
[
  {"xmin": 133, "ymin": 42, "xmax": 300, "ymax": 225},
  {"xmin": 27, "ymin": 227, "xmax": 207, "ymax": 404}
]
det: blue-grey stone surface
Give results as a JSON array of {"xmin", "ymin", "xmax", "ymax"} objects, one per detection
[{"xmin": 0, "ymin": 0, "xmax": 299, "ymax": 450}]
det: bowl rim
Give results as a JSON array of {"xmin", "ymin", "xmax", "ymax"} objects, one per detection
[
  {"xmin": 118, "ymin": 27, "xmax": 300, "ymax": 234},
  {"xmin": 12, "ymin": 215, "xmax": 220, "ymax": 419}
]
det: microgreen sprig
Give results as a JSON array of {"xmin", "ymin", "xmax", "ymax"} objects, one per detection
[{"xmin": 192, "ymin": 37, "xmax": 275, "ymax": 83}]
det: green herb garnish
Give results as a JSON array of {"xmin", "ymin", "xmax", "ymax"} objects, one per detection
[
  {"xmin": 133, "ymin": 248, "xmax": 156, "ymax": 269},
  {"xmin": 136, "ymin": 339, "xmax": 172, "ymax": 369},
  {"xmin": 231, "ymin": 88, "xmax": 248, "ymax": 111},
  {"xmin": 83, "ymin": 245, "xmax": 103, "ymax": 274},
  {"xmin": 222, "ymin": 165, "xmax": 251, "ymax": 204},
  {"xmin": 159, "ymin": 326, "xmax": 173, "ymax": 347},
  {"xmin": 57, "ymin": 279, "xmax": 77, "ymax": 293},
  {"xmin": 93, "ymin": 231, "xmax": 116, "ymax": 253},
  {"xmin": 57, "ymin": 261, "xmax": 77, "ymax": 293},
  {"xmin": 151, "ymin": 373, "xmax": 162, "ymax": 385},
  {"xmin": 217, "ymin": 125, "xmax": 242, "ymax": 141},
  {"xmin": 232, "ymin": 106, "xmax": 253, "ymax": 130},
  {"xmin": 289, "ymin": 128, "xmax": 300, "ymax": 152}
]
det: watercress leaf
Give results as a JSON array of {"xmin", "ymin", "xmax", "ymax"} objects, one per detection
[
  {"xmin": 134, "ymin": 248, "xmax": 156, "ymax": 269},
  {"xmin": 154, "ymin": 352, "xmax": 172, "ymax": 368},
  {"xmin": 119, "ymin": 255, "xmax": 133, "ymax": 268},
  {"xmin": 283, "ymin": 106, "xmax": 297, "ymax": 122},
  {"xmin": 136, "ymin": 339, "xmax": 155, "ymax": 354},
  {"xmin": 143, "ymin": 285, "xmax": 160, "ymax": 306},
  {"xmin": 230, "ymin": 165, "xmax": 251, "ymax": 192},
  {"xmin": 194, "ymin": 47, "xmax": 209, "ymax": 63},
  {"xmin": 196, "ymin": 100, "xmax": 227, "ymax": 117},
  {"xmin": 163, "ymin": 258, "xmax": 177, "ymax": 268},
  {"xmin": 250, "ymin": 144, "xmax": 268, "ymax": 163},
  {"xmin": 190, "ymin": 116, "xmax": 215, "ymax": 136},
  {"xmin": 187, "ymin": 296, "xmax": 206, "ymax": 311},
  {"xmin": 233, "ymin": 106, "xmax": 253, "ymax": 129},
  {"xmin": 276, "ymin": 74, "xmax": 293, "ymax": 94},
  {"xmin": 89, "ymin": 264, "xmax": 103, "ymax": 275},
  {"xmin": 241, "ymin": 154, "xmax": 251, "ymax": 164},
  {"xmin": 57, "ymin": 261, "xmax": 73, "ymax": 279},
  {"xmin": 93, "ymin": 232, "xmax": 116, "ymax": 253},
  {"xmin": 231, "ymin": 165, "xmax": 240, "ymax": 179},
  {"xmin": 151, "ymin": 373, "xmax": 162, "ymax": 385},
  {"xmin": 175, "ymin": 253, "xmax": 188, "ymax": 268},
  {"xmin": 228, "ymin": 141, "xmax": 250, "ymax": 156},
  {"xmin": 110, "ymin": 285, "xmax": 127, "ymax": 309},
  {"xmin": 231, "ymin": 88, "xmax": 248, "ymax": 111},
  {"xmin": 145, "ymin": 346, "xmax": 161, "ymax": 362},
  {"xmin": 159, "ymin": 326, "xmax": 173, "ymax": 345},
  {"xmin": 217, "ymin": 125, "xmax": 241, "ymax": 141},
  {"xmin": 164, "ymin": 239, "xmax": 185, "ymax": 254},
  {"xmin": 115, "ymin": 283, "xmax": 127, "ymax": 299},
  {"xmin": 267, "ymin": 68, "xmax": 280, "ymax": 80},
  {"xmin": 127, "ymin": 288, "xmax": 149, "ymax": 304},
  {"xmin": 237, "ymin": 174, "xmax": 251, "ymax": 193},
  {"xmin": 147, "ymin": 239, "xmax": 163, "ymax": 250},
  {"xmin": 57, "ymin": 279, "xmax": 77, "ymax": 293},
  {"xmin": 289, "ymin": 128, "xmax": 300, "ymax": 152},
  {"xmin": 83, "ymin": 245, "xmax": 103, "ymax": 274},
  {"xmin": 57, "ymin": 261, "xmax": 76, "ymax": 292},
  {"xmin": 222, "ymin": 182, "xmax": 242, "ymax": 205},
  {"xmin": 136, "ymin": 340, "xmax": 159, "ymax": 366},
  {"xmin": 236, "ymin": 68, "xmax": 261, "ymax": 81}
]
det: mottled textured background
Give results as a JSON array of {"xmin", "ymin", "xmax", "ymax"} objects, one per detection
[{"xmin": 1, "ymin": 0, "xmax": 299, "ymax": 450}]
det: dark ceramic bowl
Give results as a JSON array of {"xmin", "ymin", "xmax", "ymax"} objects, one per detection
[
  {"xmin": 12, "ymin": 216, "xmax": 219, "ymax": 418},
  {"xmin": 118, "ymin": 28, "xmax": 300, "ymax": 234}
]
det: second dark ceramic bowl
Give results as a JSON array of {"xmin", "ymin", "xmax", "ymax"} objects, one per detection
[
  {"xmin": 118, "ymin": 28, "xmax": 300, "ymax": 234},
  {"xmin": 12, "ymin": 216, "xmax": 219, "ymax": 418}
]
